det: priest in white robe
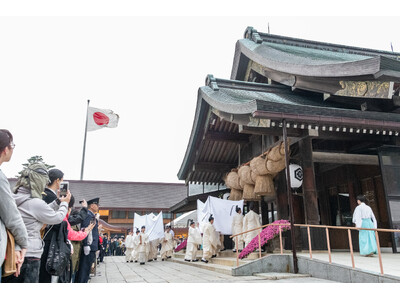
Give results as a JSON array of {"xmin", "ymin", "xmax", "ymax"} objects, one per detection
[
  {"xmin": 138, "ymin": 226, "xmax": 149, "ymax": 265},
  {"xmin": 148, "ymin": 238, "xmax": 160, "ymax": 261},
  {"xmin": 160, "ymin": 226, "xmax": 174, "ymax": 260},
  {"xmin": 201, "ymin": 215, "xmax": 218, "ymax": 263},
  {"xmin": 184, "ymin": 220, "xmax": 202, "ymax": 262},
  {"xmin": 243, "ymin": 202, "xmax": 261, "ymax": 247},
  {"xmin": 352, "ymin": 195, "xmax": 378, "ymax": 256},
  {"xmin": 125, "ymin": 231, "xmax": 134, "ymax": 262},
  {"xmin": 132, "ymin": 229, "xmax": 140, "ymax": 263},
  {"xmin": 231, "ymin": 205, "xmax": 244, "ymax": 252}
]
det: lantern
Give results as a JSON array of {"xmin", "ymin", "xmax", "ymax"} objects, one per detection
[{"xmin": 289, "ymin": 164, "xmax": 303, "ymax": 188}]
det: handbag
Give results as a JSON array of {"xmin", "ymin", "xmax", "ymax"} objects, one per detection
[
  {"xmin": 45, "ymin": 221, "xmax": 71, "ymax": 276},
  {"xmin": 1, "ymin": 229, "xmax": 16, "ymax": 277}
]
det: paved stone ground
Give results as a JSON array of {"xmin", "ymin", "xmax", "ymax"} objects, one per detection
[{"xmin": 90, "ymin": 256, "xmax": 334, "ymax": 283}]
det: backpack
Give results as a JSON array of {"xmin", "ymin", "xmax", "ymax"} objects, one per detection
[{"xmin": 45, "ymin": 221, "xmax": 71, "ymax": 276}]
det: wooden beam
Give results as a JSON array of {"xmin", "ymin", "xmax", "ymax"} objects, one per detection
[
  {"xmin": 238, "ymin": 125, "xmax": 303, "ymax": 137},
  {"xmin": 204, "ymin": 131, "xmax": 249, "ymax": 144},
  {"xmin": 312, "ymin": 151, "xmax": 379, "ymax": 165},
  {"xmin": 193, "ymin": 162, "xmax": 236, "ymax": 173}
]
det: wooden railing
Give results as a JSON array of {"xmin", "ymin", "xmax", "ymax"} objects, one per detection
[{"xmin": 230, "ymin": 223, "xmax": 400, "ymax": 275}]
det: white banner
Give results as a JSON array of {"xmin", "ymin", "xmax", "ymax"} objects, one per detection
[
  {"xmin": 198, "ymin": 196, "xmax": 244, "ymax": 235},
  {"xmin": 133, "ymin": 212, "xmax": 164, "ymax": 241},
  {"xmin": 197, "ymin": 199, "xmax": 208, "ymax": 233}
]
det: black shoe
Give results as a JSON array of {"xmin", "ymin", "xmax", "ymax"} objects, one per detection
[
  {"xmin": 167, "ymin": 256, "xmax": 172, "ymax": 259},
  {"xmin": 154, "ymin": 258, "xmax": 157, "ymax": 261},
  {"xmin": 140, "ymin": 262, "xmax": 145, "ymax": 265},
  {"xmin": 201, "ymin": 258, "xmax": 208, "ymax": 263},
  {"xmin": 130, "ymin": 260, "xmax": 133, "ymax": 263},
  {"xmin": 134, "ymin": 260, "xmax": 138, "ymax": 263},
  {"xmin": 126, "ymin": 261, "xmax": 129, "ymax": 263},
  {"xmin": 148, "ymin": 259, "xmax": 153, "ymax": 262},
  {"xmin": 232, "ymin": 249, "xmax": 236, "ymax": 253},
  {"xmin": 211, "ymin": 254, "xmax": 217, "ymax": 258},
  {"xmin": 184, "ymin": 259, "xmax": 191, "ymax": 262},
  {"xmin": 192, "ymin": 259, "xmax": 199, "ymax": 262},
  {"xmin": 220, "ymin": 249, "xmax": 225, "ymax": 251},
  {"xmin": 238, "ymin": 250, "xmax": 242, "ymax": 253},
  {"xmin": 162, "ymin": 259, "xmax": 165, "ymax": 261}
]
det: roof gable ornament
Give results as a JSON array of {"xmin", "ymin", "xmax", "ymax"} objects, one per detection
[
  {"xmin": 205, "ymin": 74, "xmax": 219, "ymax": 91},
  {"xmin": 244, "ymin": 26, "xmax": 262, "ymax": 44}
]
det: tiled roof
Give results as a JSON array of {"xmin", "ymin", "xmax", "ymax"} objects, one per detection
[
  {"xmin": 8, "ymin": 178, "xmax": 187, "ymax": 210},
  {"xmin": 200, "ymin": 79, "xmax": 400, "ymax": 124},
  {"xmin": 231, "ymin": 27, "xmax": 400, "ymax": 82}
]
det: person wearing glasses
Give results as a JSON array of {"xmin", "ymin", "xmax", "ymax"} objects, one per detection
[
  {"xmin": 2, "ymin": 163, "xmax": 70, "ymax": 283},
  {"xmin": 0, "ymin": 129, "xmax": 28, "ymax": 282}
]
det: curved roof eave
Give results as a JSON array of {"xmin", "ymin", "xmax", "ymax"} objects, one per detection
[
  {"xmin": 177, "ymin": 86, "xmax": 257, "ymax": 181},
  {"xmin": 200, "ymin": 86, "xmax": 258, "ymax": 115},
  {"xmin": 237, "ymin": 38, "xmax": 387, "ymax": 78},
  {"xmin": 231, "ymin": 39, "xmax": 400, "ymax": 79}
]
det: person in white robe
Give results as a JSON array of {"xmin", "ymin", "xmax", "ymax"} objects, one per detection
[
  {"xmin": 132, "ymin": 229, "xmax": 140, "ymax": 263},
  {"xmin": 243, "ymin": 202, "xmax": 261, "ymax": 247},
  {"xmin": 160, "ymin": 226, "xmax": 174, "ymax": 260},
  {"xmin": 231, "ymin": 205, "xmax": 244, "ymax": 252},
  {"xmin": 352, "ymin": 195, "xmax": 378, "ymax": 256},
  {"xmin": 184, "ymin": 220, "xmax": 202, "ymax": 262},
  {"xmin": 138, "ymin": 226, "xmax": 149, "ymax": 265},
  {"xmin": 201, "ymin": 215, "xmax": 218, "ymax": 263},
  {"xmin": 148, "ymin": 238, "xmax": 159, "ymax": 261},
  {"xmin": 124, "ymin": 231, "xmax": 134, "ymax": 262},
  {"xmin": 215, "ymin": 231, "xmax": 224, "ymax": 254}
]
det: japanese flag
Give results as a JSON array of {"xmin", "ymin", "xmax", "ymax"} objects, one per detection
[{"xmin": 87, "ymin": 106, "xmax": 119, "ymax": 131}]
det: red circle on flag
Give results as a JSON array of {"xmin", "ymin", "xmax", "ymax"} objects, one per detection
[{"xmin": 93, "ymin": 112, "xmax": 110, "ymax": 126}]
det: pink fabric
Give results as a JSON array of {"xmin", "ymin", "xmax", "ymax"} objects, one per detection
[
  {"xmin": 63, "ymin": 214, "xmax": 88, "ymax": 241},
  {"xmin": 174, "ymin": 239, "xmax": 187, "ymax": 252}
]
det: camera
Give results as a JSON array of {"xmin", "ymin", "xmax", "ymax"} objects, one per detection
[{"xmin": 60, "ymin": 181, "xmax": 69, "ymax": 197}]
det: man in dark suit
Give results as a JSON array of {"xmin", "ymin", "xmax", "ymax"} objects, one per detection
[{"xmin": 75, "ymin": 197, "xmax": 100, "ymax": 283}]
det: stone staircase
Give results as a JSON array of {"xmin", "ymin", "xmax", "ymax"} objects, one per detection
[{"xmin": 171, "ymin": 249, "xmax": 269, "ymax": 275}]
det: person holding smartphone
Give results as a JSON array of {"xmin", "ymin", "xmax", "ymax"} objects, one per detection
[{"xmin": 39, "ymin": 168, "xmax": 67, "ymax": 283}]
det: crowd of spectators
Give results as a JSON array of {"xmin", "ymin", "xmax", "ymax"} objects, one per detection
[{"xmin": 0, "ymin": 129, "xmax": 100, "ymax": 283}]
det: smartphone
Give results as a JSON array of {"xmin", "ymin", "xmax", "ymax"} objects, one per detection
[{"xmin": 60, "ymin": 181, "xmax": 69, "ymax": 197}]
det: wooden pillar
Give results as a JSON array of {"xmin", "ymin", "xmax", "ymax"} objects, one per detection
[
  {"xmin": 261, "ymin": 198, "xmax": 269, "ymax": 225},
  {"xmin": 276, "ymin": 172, "xmax": 289, "ymax": 220},
  {"xmin": 299, "ymin": 138, "xmax": 320, "ymax": 225}
]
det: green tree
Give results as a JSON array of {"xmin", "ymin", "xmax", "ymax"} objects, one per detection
[{"xmin": 16, "ymin": 155, "xmax": 55, "ymax": 177}]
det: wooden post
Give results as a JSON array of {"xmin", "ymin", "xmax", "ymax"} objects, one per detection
[
  {"xmin": 258, "ymin": 233, "xmax": 262, "ymax": 259},
  {"xmin": 283, "ymin": 119, "xmax": 298, "ymax": 274},
  {"xmin": 299, "ymin": 138, "xmax": 320, "ymax": 225},
  {"xmin": 326, "ymin": 227, "xmax": 332, "ymax": 264},
  {"xmin": 307, "ymin": 226, "xmax": 312, "ymax": 259},
  {"xmin": 279, "ymin": 226, "xmax": 283, "ymax": 254},
  {"xmin": 375, "ymin": 231, "xmax": 384, "ymax": 275},
  {"xmin": 348, "ymin": 229, "xmax": 355, "ymax": 268}
]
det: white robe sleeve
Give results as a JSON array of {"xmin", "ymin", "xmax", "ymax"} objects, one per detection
[{"xmin": 352, "ymin": 206, "xmax": 362, "ymax": 228}]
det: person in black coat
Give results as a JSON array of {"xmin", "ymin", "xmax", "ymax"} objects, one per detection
[
  {"xmin": 39, "ymin": 168, "xmax": 65, "ymax": 283},
  {"xmin": 75, "ymin": 197, "xmax": 100, "ymax": 283}
]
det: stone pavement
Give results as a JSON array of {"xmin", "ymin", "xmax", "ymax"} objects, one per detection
[{"xmin": 90, "ymin": 256, "xmax": 334, "ymax": 283}]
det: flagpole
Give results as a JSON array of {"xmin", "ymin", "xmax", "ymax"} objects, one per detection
[{"xmin": 80, "ymin": 99, "xmax": 90, "ymax": 180}]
